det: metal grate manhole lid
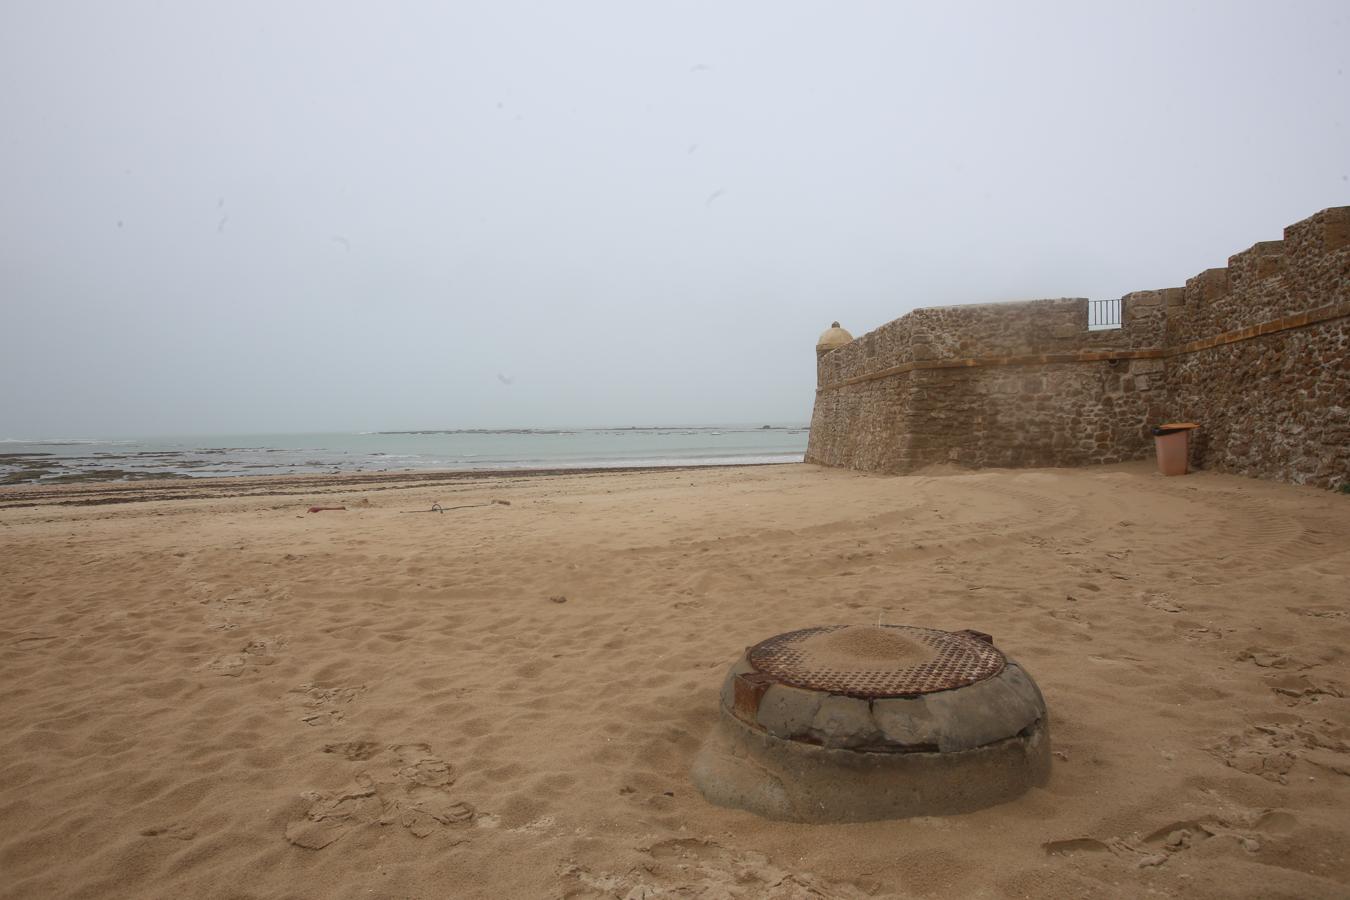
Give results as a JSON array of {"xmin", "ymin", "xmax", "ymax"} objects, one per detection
[{"xmin": 746, "ymin": 625, "xmax": 1005, "ymax": 699}]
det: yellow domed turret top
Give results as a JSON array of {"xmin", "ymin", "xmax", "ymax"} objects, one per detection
[{"xmin": 816, "ymin": 321, "xmax": 853, "ymax": 352}]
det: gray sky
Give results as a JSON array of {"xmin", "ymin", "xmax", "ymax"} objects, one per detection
[{"xmin": 3, "ymin": 1, "xmax": 1347, "ymax": 437}]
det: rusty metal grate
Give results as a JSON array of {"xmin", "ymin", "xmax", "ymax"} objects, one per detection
[{"xmin": 746, "ymin": 625, "xmax": 1005, "ymax": 699}]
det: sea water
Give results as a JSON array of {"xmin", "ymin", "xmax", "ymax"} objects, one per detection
[{"xmin": 0, "ymin": 425, "xmax": 808, "ymax": 484}]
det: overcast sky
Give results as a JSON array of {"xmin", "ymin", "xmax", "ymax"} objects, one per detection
[{"xmin": 2, "ymin": 1, "xmax": 1347, "ymax": 437}]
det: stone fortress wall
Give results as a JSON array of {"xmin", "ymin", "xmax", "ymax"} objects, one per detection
[{"xmin": 806, "ymin": 206, "xmax": 1350, "ymax": 489}]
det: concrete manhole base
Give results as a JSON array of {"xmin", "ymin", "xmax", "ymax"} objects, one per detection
[{"xmin": 691, "ymin": 625, "xmax": 1051, "ymax": 823}]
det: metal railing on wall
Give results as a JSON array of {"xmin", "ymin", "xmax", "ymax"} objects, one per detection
[{"xmin": 1088, "ymin": 298, "xmax": 1122, "ymax": 330}]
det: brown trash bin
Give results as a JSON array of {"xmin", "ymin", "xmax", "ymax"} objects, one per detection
[{"xmin": 1152, "ymin": 423, "xmax": 1199, "ymax": 476}]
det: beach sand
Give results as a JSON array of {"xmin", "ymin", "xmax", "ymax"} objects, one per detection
[{"xmin": 1, "ymin": 462, "xmax": 1348, "ymax": 899}]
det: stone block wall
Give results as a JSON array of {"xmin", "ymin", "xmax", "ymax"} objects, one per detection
[
  {"xmin": 806, "ymin": 206, "xmax": 1350, "ymax": 489},
  {"xmin": 1165, "ymin": 207, "xmax": 1350, "ymax": 486}
]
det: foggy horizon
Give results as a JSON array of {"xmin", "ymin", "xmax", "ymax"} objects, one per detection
[
  {"xmin": 6, "ymin": 421, "xmax": 812, "ymax": 442},
  {"xmin": 4, "ymin": 1, "xmax": 1348, "ymax": 438}
]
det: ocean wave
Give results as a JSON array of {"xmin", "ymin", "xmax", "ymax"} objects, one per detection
[{"xmin": 0, "ymin": 438, "xmax": 135, "ymax": 445}]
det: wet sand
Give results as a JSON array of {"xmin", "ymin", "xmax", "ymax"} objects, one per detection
[{"xmin": 1, "ymin": 462, "xmax": 1348, "ymax": 898}]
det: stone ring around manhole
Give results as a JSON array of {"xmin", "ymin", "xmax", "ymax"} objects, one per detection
[{"xmin": 690, "ymin": 624, "xmax": 1051, "ymax": 823}]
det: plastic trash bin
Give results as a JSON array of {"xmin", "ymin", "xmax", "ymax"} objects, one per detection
[{"xmin": 1152, "ymin": 423, "xmax": 1199, "ymax": 476}]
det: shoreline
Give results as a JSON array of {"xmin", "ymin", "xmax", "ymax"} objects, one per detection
[
  {"xmin": 0, "ymin": 429, "xmax": 809, "ymax": 491},
  {"xmin": 0, "ymin": 461, "xmax": 799, "ymax": 509}
]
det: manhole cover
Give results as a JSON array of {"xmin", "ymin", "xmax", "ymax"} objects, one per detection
[
  {"xmin": 696, "ymin": 623, "xmax": 1049, "ymax": 822},
  {"xmin": 746, "ymin": 624, "xmax": 1004, "ymax": 698}
]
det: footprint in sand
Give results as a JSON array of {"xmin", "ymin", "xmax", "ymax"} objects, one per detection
[
  {"xmin": 1235, "ymin": 647, "xmax": 1307, "ymax": 669},
  {"xmin": 323, "ymin": 741, "xmax": 381, "ymax": 761},
  {"xmin": 1143, "ymin": 808, "xmax": 1294, "ymax": 857},
  {"xmin": 196, "ymin": 584, "xmax": 290, "ymax": 631},
  {"xmin": 285, "ymin": 784, "xmax": 383, "ymax": 850},
  {"xmin": 1046, "ymin": 810, "xmax": 1277, "ymax": 871},
  {"xmin": 139, "ymin": 824, "xmax": 197, "ymax": 841},
  {"xmin": 1043, "ymin": 837, "xmax": 1111, "ymax": 856},
  {"xmin": 1141, "ymin": 590, "xmax": 1184, "ymax": 613},
  {"xmin": 1048, "ymin": 606, "xmax": 1089, "ymax": 625},
  {"xmin": 1265, "ymin": 673, "xmax": 1345, "ymax": 706},
  {"xmin": 286, "ymin": 742, "xmax": 474, "ymax": 850},
  {"xmin": 204, "ymin": 636, "xmax": 286, "ymax": 677},
  {"xmin": 1208, "ymin": 719, "xmax": 1350, "ymax": 783},
  {"xmin": 1287, "ymin": 604, "xmax": 1348, "ymax": 620},
  {"xmin": 1045, "ymin": 836, "xmax": 1170, "ymax": 868},
  {"xmin": 287, "ymin": 682, "xmax": 366, "ymax": 725},
  {"xmin": 559, "ymin": 838, "xmax": 876, "ymax": 899},
  {"xmin": 505, "ymin": 815, "xmax": 557, "ymax": 836},
  {"xmin": 1142, "ymin": 818, "xmax": 1223, "ymax": 855},
  {"xmin": 1182, "ymin": 625, "xmax": 1230, "ymax": 642}
]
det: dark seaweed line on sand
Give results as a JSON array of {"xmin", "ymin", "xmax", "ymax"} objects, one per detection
[{"xmin": 0, "ymin": 463, "xmax": 790, "ymax": 509}]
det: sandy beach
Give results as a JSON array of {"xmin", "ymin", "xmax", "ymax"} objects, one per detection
[{"xmin": 1, "ymin": 462, "xmax": 1348, "ymax": 899}]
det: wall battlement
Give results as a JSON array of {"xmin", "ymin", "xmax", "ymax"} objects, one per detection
[{"xmin": 807, "ymin": 206, "xmax": 1350, "ymax": 489}]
